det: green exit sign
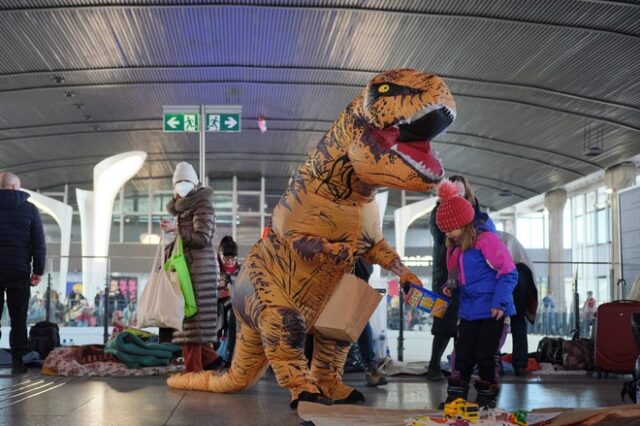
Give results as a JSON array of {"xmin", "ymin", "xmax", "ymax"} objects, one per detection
[
  {"xmin": 206, "ymin": 113, "xmax": 241, "ymax": 132},
  {"xmin": 163, "ymin": 113, "xmax": 199, "ymax": 132}
]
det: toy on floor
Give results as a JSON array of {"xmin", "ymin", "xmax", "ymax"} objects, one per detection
[
  {"xmin": 405, "ymin": 405, "xmax": 529, "ymax": 426},
  {"xmin": 443, "ymin": 398, "xmax": 480, "ymax": 423}
]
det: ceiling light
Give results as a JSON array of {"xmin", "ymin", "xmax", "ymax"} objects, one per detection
[
  {"xmin": 52, "ymin": 75, "xmax": 65, "ymax": 84},
  {"xmin": 91, "ymin": 125, "xmax": 100, "ymax": 131},
  {"xmin": 583, "ymin": 125, "xmax": 604, "ymax": 157},
  {"xmin": 83, "ymin": 115, "xmax": 92, "ymax": 121},
  {"xmin": 64, "ymin": 91, "xmax": 75, "ymax": 98}
]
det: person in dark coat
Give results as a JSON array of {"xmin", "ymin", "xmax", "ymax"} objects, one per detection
[
  {"xmin": 161, "ymin": 162, "xmax": 220, "ymax": 373},
  {"xmin": 498, "ymin": 231, "xmax": 538, "ymax": 376},
  {"xmin": 216, "ymin": 235, "xmax": 240, "ymax": 364},
  {"xmin": 0, "ymin": 172, "xmax": 46, "ymax": 374},
  {"xmin": 427, "ymin": 175, "xmax": 495, "ymax": 381}
]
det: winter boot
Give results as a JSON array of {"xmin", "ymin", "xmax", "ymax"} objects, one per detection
[
  {"xmin": 474, "ymin": 379, "xmax": 500, "ymax": 408},
  {"xmin": 439, "ymin": 377, "xmax": 469, "ymax": 408},
  {"xmin": 426, "ymin": 362, "xmax": 444, "ymax": 382},
  {"xmin": 364, "ymin": 363, "xmax": 388, "ymax": 387}
]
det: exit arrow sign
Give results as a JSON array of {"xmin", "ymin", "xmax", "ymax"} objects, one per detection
[
  {"xmin": 206, "ymin": 113, "xmax": 241, "ymax": 132},
  {"xmin": 163, "ymin": 112, "xmax": 199, "ymax": 132}
]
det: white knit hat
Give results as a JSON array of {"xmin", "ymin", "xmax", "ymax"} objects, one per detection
[{"xmin": 172, "ymin": 162, "xmax": 199, "ymax": 186}]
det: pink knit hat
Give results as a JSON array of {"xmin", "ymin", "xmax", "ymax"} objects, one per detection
[{"xmin": 435, "ymin": 179, "xmax": 474, "ymax": 232}]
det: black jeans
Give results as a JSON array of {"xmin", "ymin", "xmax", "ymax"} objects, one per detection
[
  {"xmin": 455, "ymin": 317, "xmax": 505, "ymax": 383},
  {"xmin": 0, "ymin": 269, "xmax": 31, "ymax": 363},
  {"xmin": 357, "ymin": 322, "xmax": 376, "ymax": 365},
  {"xmin": 510, "ymin": 315, "xmax": 528, "ymax": 370}
]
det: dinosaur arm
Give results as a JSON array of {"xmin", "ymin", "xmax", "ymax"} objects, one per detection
[{"xmin": 363, "ymin": 239, "xmax": 422, "ymax": 292}]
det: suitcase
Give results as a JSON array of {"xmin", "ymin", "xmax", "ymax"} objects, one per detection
[
  {"xmin": 28, "ymin": 321, "xmax": 61, "ymax": 359},
  {"xmin": 594, "ymin": 301, "xmax": 640, "ymax": 374}
]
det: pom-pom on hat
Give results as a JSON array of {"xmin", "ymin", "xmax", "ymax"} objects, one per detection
[
  {"xmin": 435, "ymin": 179, "xmax": 475, "ymax": 233},
  {"xmin": 172, "ymin": 162, "xmax": 199, "ymax": 186}
]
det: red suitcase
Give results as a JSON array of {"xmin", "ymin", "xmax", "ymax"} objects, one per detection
[{"xmin": 594, "ymin": 300, "xmax": 640, "ymax": 374}]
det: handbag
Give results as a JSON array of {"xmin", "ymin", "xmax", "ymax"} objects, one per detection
[
  {"xmin": 536, "ymin": 337, "xmax": 564, "ymax": 365},
  {"xmin": 137, "ymin": 235, "xmax": 185, "ymax": 330},
  {"xmin": 164, "ymin": 235, "xmax": 198, "ymax": 318},
  {"xmin": 562, "ymin": 336, "xmax": 594, "ymax": 370}
]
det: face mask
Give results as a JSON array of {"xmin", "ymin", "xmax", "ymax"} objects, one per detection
[{"xmin": 175, "ymin": 182, "xmax": 195, "ymax": 197}]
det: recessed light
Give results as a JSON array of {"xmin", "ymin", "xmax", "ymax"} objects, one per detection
[
  {"xmin": 64, "ymin": 91, "xmax": 75, "ymax": 98},
  {"xmin": 52, "ymin": 75, "xmax": 65, "ymax": 84}
]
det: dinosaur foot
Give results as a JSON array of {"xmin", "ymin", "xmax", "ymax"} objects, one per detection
[
  {"xmin": 334, "ymin": 389, "xmax": 365, "ymax": 405},
  {"xmin": 290, "ymin": 391, "xmax": 334, "ymax": 410}
]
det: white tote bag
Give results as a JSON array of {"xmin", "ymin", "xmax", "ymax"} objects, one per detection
[{"xmin": 137, "ymin": 235, "xmax": 185, "ymax": 330}]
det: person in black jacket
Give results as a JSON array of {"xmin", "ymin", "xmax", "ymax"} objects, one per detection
[
  {"xmin": 0, "ymin": 172, "xmax": 46, "ymax": 374},
  {"xmin": 427, "ymin": 175, "xmax": 495, "ymax": 381}
]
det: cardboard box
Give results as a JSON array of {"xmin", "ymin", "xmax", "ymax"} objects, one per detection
[
  {"xmin": 313, "ymin": 274, "xmax": 382, "ymax": 342},
  {"xmin": 406, "ymin": 284, "xmax": 450, "ymax": 318}
]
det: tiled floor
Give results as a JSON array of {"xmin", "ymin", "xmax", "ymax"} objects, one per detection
[{"xmin": 0, "ymin": 367, "xmax": 631, "ymax": 426}]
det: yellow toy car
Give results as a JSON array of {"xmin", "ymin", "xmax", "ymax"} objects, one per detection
[{"xmin": 443, "ymin": 398, "xmax": 480, "ymax": 423}]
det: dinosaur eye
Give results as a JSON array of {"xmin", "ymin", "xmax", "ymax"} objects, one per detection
[{"xmin": 378, "ymin": 84, "xmax": 390, "ymax": 94}]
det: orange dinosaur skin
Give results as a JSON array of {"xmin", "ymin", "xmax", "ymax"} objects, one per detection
[{"xmin": 167, "ymin": 69, "xmax": 456, "ymax": 406}]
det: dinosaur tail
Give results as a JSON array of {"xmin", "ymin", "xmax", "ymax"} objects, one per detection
[{"xmin": 167, "ymin": 322, "xmax": 268, "ymax": 393}]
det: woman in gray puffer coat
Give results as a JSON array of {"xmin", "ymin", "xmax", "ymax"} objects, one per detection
[{"xmin": 161, "ymin": 162, "xmax": 220, "ymax": 372}]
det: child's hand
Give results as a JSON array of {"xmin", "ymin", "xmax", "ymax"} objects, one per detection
[
  {"xmin": 491, "ymin": 308, "xmax": 504, "ymax": 320},
  {"xmin": 442, "ymin": 287, "xmax": 453, "ymax": 298}
]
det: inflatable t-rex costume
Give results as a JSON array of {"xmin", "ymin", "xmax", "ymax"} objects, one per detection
[{"xmin": 167, "ymin": 69, "xmax": 456, "ymax": 407}]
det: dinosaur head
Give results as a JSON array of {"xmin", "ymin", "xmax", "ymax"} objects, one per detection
[{"xmin": 348, "ymin": 69, "xmax": 456, "ymax": 193}]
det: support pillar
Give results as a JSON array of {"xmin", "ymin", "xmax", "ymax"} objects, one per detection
[
  {"xmin": 605, "ymin": 162, "xmax": 636, "ymax": 299},
  {"xmin": 545, "ymin": 189, "xmax": 567, "ymax": 311}
]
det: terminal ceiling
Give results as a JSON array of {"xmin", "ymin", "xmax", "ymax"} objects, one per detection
[{"xmin": 0, "ymin": 1, "xmax": 639, "ymax": 212}]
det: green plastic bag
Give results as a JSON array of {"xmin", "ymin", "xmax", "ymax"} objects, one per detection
[{"xmin": 164, "ymin": 236, "xmax": 198, "ymax": 318}]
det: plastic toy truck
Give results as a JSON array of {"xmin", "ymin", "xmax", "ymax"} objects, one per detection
[{"xmin": 443, "ymin": 398, "xmax": 480, "ymax": 423}]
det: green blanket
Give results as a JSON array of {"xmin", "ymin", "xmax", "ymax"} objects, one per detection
[{"xmin": 105, "ymin": 332, "xmax": 181, "ymax": 369}]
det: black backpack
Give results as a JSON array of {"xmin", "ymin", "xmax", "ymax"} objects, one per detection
[{"xmin": 28, "ymin": 321, "xmax": 61, "ymax": 359}]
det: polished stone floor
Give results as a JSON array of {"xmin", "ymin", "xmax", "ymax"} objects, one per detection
[{"xmin": 0, "ymin": 367, "xmax": 631, "ymax": 426}]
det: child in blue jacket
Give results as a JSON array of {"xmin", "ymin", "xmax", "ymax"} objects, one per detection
[{"xmin": 437, "ymin": 179, "xmax": 517, "ymax": 408}]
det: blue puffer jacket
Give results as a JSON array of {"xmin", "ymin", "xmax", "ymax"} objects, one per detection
[
  {"xmin": 446, "ymin": 223, "xmax": 517, "ymax": 321},
  {"xmin": 0, "ymin": 189, "xmax": 46, "ymax": 276}
]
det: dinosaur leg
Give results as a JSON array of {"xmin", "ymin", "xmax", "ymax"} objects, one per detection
[
  {"xmin": 167, "ymin": 322, "xmax": 268, "ymax": 392},
  {"xmin": 310, "ymin": 333, "xmax": 365, "ymax": 404},
  {"xmin": 258, "ymin": 306, "xmax": 332, "ymax": 408}
]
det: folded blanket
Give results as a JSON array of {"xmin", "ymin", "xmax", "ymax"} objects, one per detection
[{"xmin": 105, "ymin": 331, "xmax": 181, "ymax": 368}]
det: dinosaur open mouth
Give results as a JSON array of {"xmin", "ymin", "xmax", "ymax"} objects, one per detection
[{"xmin": 390, "ymin": 106, "xmax": 454, "ymax": 180}]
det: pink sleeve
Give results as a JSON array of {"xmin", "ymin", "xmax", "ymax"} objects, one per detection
[{"xmin": 476, "ymin": 233, "xmax": 516, "ymax": 277}]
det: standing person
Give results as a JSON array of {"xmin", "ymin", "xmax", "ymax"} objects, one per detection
[
  {"xmin": 542, "ymin": 290, "xmax": 556, "ymax": 335},
  {"xmin": 436, "ymin": 179, "xmax": 517, "ymax": 408},
  {"xmin": 160, "ymin": 162, "xmax": 220, "ymax": 373},
  {"xmin": 498, "ymin": 231, "xmax": 538, "ymax": 377},
  {"xmin": 217, "ymin": 235, "xmax": 240, "ymax": 364},
  {"xmin": 427, "ymin": 174, "xmax": 495, "ymax": 381},
  {"xmin": 353, "ymin": 258, "xmax": 388, "ymax": 387},
  {"xmin": 0, "ymin": 171, "xmax": 46, "ymax": 374},
  {"xmin": 582, "ymin": 291, "xmax": 597, "ymax": 338}
]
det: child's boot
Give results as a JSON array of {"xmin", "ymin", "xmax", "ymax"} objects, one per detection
[
  {"xmin": 442, "ymin": 377, "xmax": 469, "ymax": 407},
  {"xmin": 474, "ymin": 379, "xmax": 500, "ymax": 408}
]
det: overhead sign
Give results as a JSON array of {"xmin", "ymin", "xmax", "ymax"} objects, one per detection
[
  {"xmin": 204, "ymin": 105, "xmax": 242, "ymax": 132},
  {"xmin": 162, "ymin": 106, "xmax": 200, "ymax": 133},
  {"xmin": 206, "ymin": 113, "xmax": 241, "ymax": 132}
]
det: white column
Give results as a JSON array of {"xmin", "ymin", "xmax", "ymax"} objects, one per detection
[
  {"xmin": 545, "ymin": 189, "xmax": 568, "ymax": 311},
  {"xmin": 77, "ymin": 151, "xmax": 147, "ymax": 302},
  {"xmin": 23, "ymin": 190, "xmax": 73, "ymax": 296}
]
